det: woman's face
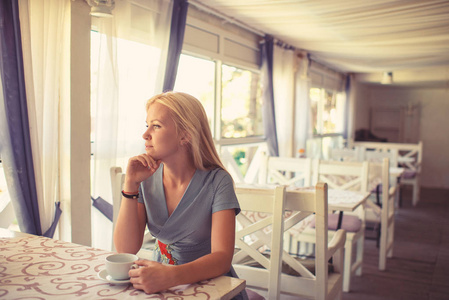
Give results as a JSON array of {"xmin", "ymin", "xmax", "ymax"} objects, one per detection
[{"xmin": 143, "ymin": 102, "xmax": 183, "ymax": 160}]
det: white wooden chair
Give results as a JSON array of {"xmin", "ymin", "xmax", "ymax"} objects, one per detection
[
  {"xmin": 233, "ymin": 183, "xmax": 346, "ymax": 300},
  {"xmin": 363, "ymin": 148, "xmax": 398, "ymax": 167},
  {"xmin": 258, "ymin": 155, "xmax": 315, "ymax": 256},
  {"xmin": 259, "ymin": 155, "xmax": 313, "ymax": 187},
  {"xmin": 397, "ymin": 142, "xmax": 422, "ymax": 206},
  {"xmin": 362, "ymin": 147, "xmax": 400, "ymax": 203},
  {"xmin": 329, "ymin": 147, "xmax": 362, "ymax": 162},
  {"xmin": 302, "ymin": 160, "xmax": 369, "ymax": 292},
  {"xmin": 0, "ymin": 197, "xmax": 15, "ymax": 229},
  {"xmin": 366, "ymin": 158, "xmax": 397, "ymax": 271},
  {"xmin": 110, "ymin": 166, "xmax": 154, "ymax": 258},
  {"xmin": 352, "ymin": 141, "xmax": 423, "ymax": 206}
]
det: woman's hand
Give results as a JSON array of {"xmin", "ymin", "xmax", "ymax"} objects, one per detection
[
  {"xmin": 129, "ymin": 260, "xmax": 176, "ymax": 294},
  {"xmin": 125, "ymin": 154, "xmax": 161, "ymax": 190}
]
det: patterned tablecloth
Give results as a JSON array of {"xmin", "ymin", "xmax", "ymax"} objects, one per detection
[
  {"xmin": 0, "ymin": 232, "xmax": 245, "ymax": 300},
  {"xmin": 288, "ymin": 186, "xmax": 370, "ymax": 209}
]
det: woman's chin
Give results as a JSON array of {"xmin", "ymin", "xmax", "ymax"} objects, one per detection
[{"xmin": 148, "ymin": 153, "xmax": 162, "ymax": 161}]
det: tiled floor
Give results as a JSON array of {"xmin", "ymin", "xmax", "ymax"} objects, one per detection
[{"xmin": 247, "ymin": 186, "xmax": 449, "ymax": 299}]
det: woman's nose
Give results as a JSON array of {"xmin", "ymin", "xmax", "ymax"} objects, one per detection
[{"xmin": 143, "ymin": 128, "xmax": 151, "ymax": 140}]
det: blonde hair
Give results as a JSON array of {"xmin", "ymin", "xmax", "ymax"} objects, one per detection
[{"xmin": 146, "ymin": 91, "xmax": 226, "ymax": 171}]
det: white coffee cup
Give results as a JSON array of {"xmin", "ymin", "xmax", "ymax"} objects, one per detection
[{"xmin": 105, "ymin": 253, "xmax": 138, "ymax": 280}]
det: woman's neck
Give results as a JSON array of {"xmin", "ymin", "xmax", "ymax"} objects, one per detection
[{"xmin": 162, "ymin": 157, "xmax": 196, "ymax": 187}]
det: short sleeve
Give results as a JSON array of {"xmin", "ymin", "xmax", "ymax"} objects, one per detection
[{"xmin": 211, "ymin": 170, "xmax": 241, "ymax": 215}]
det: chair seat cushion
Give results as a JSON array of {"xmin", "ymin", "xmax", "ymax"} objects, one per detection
[
  {"xmin": 310, "ymin": 213, "xmax": 362, "ymax": 232},
  {"xmin": 402, "ymin": 170, "xmax": 417, "ymax": 179},
  {"xmin": 246, "ymin": 288, "xmax": 265, "ymax": 300}
]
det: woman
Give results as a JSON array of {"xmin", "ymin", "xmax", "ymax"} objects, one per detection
[{"xmin": 114, "ymin": 91, "xmax": 244, "ymax": 297}]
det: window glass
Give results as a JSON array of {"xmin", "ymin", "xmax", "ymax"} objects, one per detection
[
  {"xmin": 220, "ymin": 144, "xmax": 262, "ymax": 179},
  {"xmin": 322, "ymin": 89, "xmax": 336, "ymax": 134},
  {"xmin": 309, "ymin": 87, "xmax": 345, "ymax": 135},
  {"xmin": 309, "ymin": 87, "xmax": 321, "ymax": 135},
  {"xmin": 174, "ymin": 54, "xmax": 215, "ymax": 130},
  {"xmin": 174, "ymin": 55, "xmax": 263, "ymax": 178},
  {"xmin": 221, "ymin": 64, "xmax": 263, "ymax": 138}
]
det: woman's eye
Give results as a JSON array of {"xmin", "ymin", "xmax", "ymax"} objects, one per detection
[{"xmin": 153, "ymin": 124, "xmax": 161, "ymax": 129}]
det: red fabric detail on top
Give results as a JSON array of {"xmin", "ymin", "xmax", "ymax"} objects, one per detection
[{"xmin": 158, "ymin": 240, "xmax": 175, "ymax": 265}]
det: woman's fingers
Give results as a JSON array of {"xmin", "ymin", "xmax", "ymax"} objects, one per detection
[
  {"xmin": 132, "ymin": 154, "xmax": 160, "ymax": 170},
  {"xmin": 129, "ymin": 261, "xmax": 167, "ymax": 294}
]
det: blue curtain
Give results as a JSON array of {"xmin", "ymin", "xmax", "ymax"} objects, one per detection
[
  {"xmin": 0, "ymin": 0, "xmax": 42, "ymax": 235},
  {"xmin": 162, "ymin": 0, "xmax": 188, "ymax": 92},
  {"xmin": 260, "ymin": 36, "xmax": 279, "ymax": 157}
]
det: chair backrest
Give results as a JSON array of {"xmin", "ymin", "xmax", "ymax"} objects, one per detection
[
  {"xmin": 312, "ymin": 160, "xmax": 370, "ymax": 193},
  {"xmin": 352, "ymin": 141, "xmax": 422, "ymax": 173},
  {"xmin": 110, "ymin": 166, "xmax": 125, "ymax": 251},
  {"xmin": 233, "ymin": 183, "xmax": 346, "ymax": 299},
  {"xmin": 0, "ymin": 197, "xmax": 15, "ymax": 229},
  {"xmin": 260, "ymin": 155, "xmax": 313, "ymax": 187},
  {"xmin": 363, "ymin": 148, "xmax": 398, "ymax": 168},
  {"xmin": 330, "ymin": 147, "xmax": 362, "ymax": 162}
]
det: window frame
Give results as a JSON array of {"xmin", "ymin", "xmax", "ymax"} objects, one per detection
[{"xmin": 181, "ymin": 9, "xmax": 264, "ymax": 145}]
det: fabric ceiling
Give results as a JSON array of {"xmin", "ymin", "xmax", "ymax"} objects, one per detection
[{"xmin": 192, "ymin": 0, "xmax": 449, "ymax": 75}]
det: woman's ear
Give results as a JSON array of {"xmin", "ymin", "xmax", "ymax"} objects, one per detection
[{"xmin": 180, "ymin": 132, "xmax": 191, "ymax": 146}]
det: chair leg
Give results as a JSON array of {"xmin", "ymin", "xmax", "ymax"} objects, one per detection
[
  {"xmin": 376, "ymin": 225, "xmax": 381, "ymax": 248},
  {"xmin": 412, "ymin": 182, "xmax": 420, "ymax": 206},
  {"xmin": 387, "ymin": 221, "xmax": 394, "ymax": 258},
  {"xmin": 343, "ymin": 240, "xmax": 352, "ymax": 292},
  {"xmin": 355, "ymin": 236, "xmax": 364, "ymax": 276}
]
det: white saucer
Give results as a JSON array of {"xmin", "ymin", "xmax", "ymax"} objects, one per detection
[{"xmin": 98, "ymin": 269, "xmax": 131, "ymax": 284}]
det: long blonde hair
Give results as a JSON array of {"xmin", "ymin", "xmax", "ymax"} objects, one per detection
[{"xmin": 146, "ymin": 91, "xmax": 225, "ymax": 171}]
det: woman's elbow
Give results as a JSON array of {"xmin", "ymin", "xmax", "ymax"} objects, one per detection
[{"xmin": 218, "ymin": 251, "xmax": 234, "ymax": 275}]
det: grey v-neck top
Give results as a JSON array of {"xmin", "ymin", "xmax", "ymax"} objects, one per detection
[{"xmin": 138, "ymin": 164, "xmax": 240, "ymax": 265}]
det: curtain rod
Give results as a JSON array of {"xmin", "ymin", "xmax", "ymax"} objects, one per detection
[{"xmin": 187, "ymin": 0, "xmax": 265, "ymax": 37}]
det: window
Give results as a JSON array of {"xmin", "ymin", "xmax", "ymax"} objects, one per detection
[
  {"xmin": 173, "ymin": 54, "xmax": 215, "ymax": 130},
  {"xmin": 310, "ymin": 87, "xmax": 345, "ymax": 135},
  {"xmin": 175, "ymin": 4, "xmax": 264, "ymax": 180},
  {"xmin": 221, "ymin": 64, "xmax": 263, "ymax": 139},
  {"xmin": 174, "ymin": 54, "xmax": 263, "ymax": 178},
  {"xmin": 175, "ymin": 55, "xmax": 263, "ymax": 140}
]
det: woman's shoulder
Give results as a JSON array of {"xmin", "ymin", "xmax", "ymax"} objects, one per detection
[
  {"xmin": 199, "ymin": 167, "xmax": 230, "ymax": 179},
  {"xmin": 196, "ymin": 167, "xmax": 233, "ymax": 186}
]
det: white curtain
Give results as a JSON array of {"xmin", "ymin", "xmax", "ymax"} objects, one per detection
[
  {"xmin": 294, "ymin": 54, "xmax": 312, "ymax": 155},
  {"xmin": 18, "ymin": 0, "xmax": 70, "ymax": 235},
  {"xmin": 90, "ymin": 0, "xmax": 172, "ymax": 250},
  {"xmin": 346, "ymin": 74, "xmax": 357, "ymax": 144},
  {"xmin": 273, "ymin": 44, "xmax": 296, "ymax": 158}
]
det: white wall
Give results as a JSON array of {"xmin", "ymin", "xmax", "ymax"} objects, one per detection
[{"xmin": 354, "ymin": 83, "xmax": 449, "ymax": 189}]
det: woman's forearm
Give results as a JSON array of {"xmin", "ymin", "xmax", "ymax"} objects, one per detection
[
  {"xmin": 113, "ymin": 197, "xmax": 146, "ymax": 254},
  {"xmin": 170, "ymin": 250, "xmax": 233, "ymax": 286}
]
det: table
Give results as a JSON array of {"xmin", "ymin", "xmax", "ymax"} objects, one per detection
[
  {"xmin": 237, "ymin": 183, "xmax": 370, "ymax": 213},
  {"xmin": 287, "ymin": 187, "xmax": 370, "ymax": 230},
  {"xmin": 237, "ymin": 183, "xmax": 370, "ymax": 232},
  {"xmin": 0, "ymin": 228, "xmax": 245, "ymax": 300}
]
